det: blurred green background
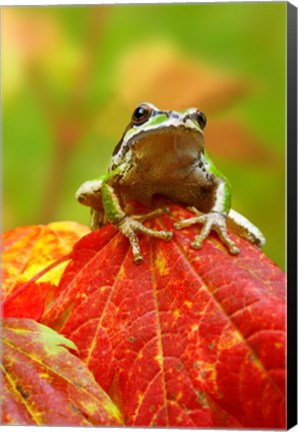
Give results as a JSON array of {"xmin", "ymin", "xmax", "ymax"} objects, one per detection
[{"xmin": 3, "ymin": 3, "xmax": 286, "ymax": 269}]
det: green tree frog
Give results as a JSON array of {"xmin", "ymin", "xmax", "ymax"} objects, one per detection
[{"xmin": 76, "ymin": 102, "xmax": 265, "ymax": 262}]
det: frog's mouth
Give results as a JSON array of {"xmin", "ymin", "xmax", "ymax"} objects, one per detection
[{"xmin": 130, "ymin": 125, "xmax": 204, "ymax": 173}]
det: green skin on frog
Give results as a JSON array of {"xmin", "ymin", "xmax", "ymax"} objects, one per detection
[{"xmin": 76, "ymin": 102, "xmax": 265, "ymax": 263}]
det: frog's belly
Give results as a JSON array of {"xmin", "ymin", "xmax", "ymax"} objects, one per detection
[{"xmin": 116, "ymin": 180, "xmax": 216, "ymax": 213}]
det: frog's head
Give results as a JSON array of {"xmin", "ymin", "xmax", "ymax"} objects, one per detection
[{"xmin": 111, "ymin": 102, "xmax": 207, "ymax": 170}]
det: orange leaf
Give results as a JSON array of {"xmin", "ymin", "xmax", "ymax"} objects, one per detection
[
  {"xmin": 1, "ymin": 318, "xmax": 123, "ymax": 426},
  {"xmin": 2, "ymin": 222, "xmax": 90, "ymax": 320}
]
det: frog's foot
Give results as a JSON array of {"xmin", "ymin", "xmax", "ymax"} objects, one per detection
[
  {"xmin": 117, "ymin": 214, "xmax": 173, "ymax": 263},
  {"xmin": 174, "ymin": 208, "xmax": 240, "ymax": 255},
  {"xmin": 132, "ymin": 207, "xmax": 170, "ymax": 222}
]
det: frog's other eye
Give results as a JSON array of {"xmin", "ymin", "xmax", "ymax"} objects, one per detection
[
  {"xmin": 132, "ymin": 104, "xmax": 152, "ymax": 126},
  {"xmin": 193, "ymin": 111, "xmax": 207, "ymax": 130}
]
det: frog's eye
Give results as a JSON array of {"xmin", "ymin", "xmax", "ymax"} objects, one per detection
[
  {"xmin": 193, "ymin": 110, "xmax": 207, "ymax": 130},
  {"xmin": 132, "ymin": 104, "xmax": 152, "ymax": 125}
]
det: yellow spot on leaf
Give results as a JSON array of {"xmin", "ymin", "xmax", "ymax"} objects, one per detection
[
  {"xmin": 191, "ymin": 324, "xmax": 199, "ymax": 332},
  {"xmin": 195, "ymin": 389, "xmax": 209, "ymax": 408},
  {"xmin": 173, "ymin": 309, "xmax": 181, "ymax": 319},
  {"xmin": 155, "ymin": 252, "xmax": 169, "ymax": 276},
  {"xmin": 137, "ymin": 392, "xmax": 143, "ymax": 404},
  {"xmin": 38, "ymin": 372, "xmax": 50, "ymax": 380},
  {"xmin": 116, "ymin": 266, "xmax": 127, "ymax": 281},
  {"xmin": 18, "ymin": 260, "xmax": 69, "ymax": 285},
  {"xmin": 176, "ymin": 391, "xmax": 183, "ymax": 401},
  {"xmin": 184, "ymin": 300, "xmax": 193, "ymax": 309},
  {"xmin": 218, "ymin": 330, "xmax": 243, "ymax": 350},
  {"xmin": 102, "ymin": 399, "xmax": 123, "ymax": 423},
  {"xmin": 154, "ymin": 354, "xmax": 162, "ymax": 366},
  {"xmin": 193, "ymin": 360, "xmax": 220, "ymax": 394},
  {"xmin": 81, "ymin": 400, "xmax": 101, "ymax": 416}
]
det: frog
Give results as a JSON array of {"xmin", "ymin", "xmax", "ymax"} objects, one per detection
[{"xmin": 76, "ymin": 102, "xmax": 265, "ymax": 263}]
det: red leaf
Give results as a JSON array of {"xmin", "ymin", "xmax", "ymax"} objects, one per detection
[
  {"xmin": 42, "ymin": 204, "xmax": 286, "ymax": 428},
  {"xmin": 1, "ymin": 318, "xmax": 123, "ymax": 426},
  {"xmin": 2, "ymin": 222, "xmax": 90, "ymax": 320}
]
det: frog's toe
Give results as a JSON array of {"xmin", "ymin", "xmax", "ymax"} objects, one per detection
[
  {"xmin": 174, "ymin": 216, "xmax": 202, "ymax": 230},
  {"xmin": 173, "ymin": 221, "xmax": 183, "ymax": 230},
  {"xmin": 228, "ymin": 244, "xmax": 240, "ymax": 255},
  {"xmin": 163, "ymin": 231, "xmax": 174, "ymax": 241},
  {"xmin": 191, "ymin": 220, "xmax": 212, "ymax": 249},
  {"xmin": 218, "ymin": 232, "xmax": 240, "ymax": 254},
  {"xmin": 186, "ymin": 206, "xmax": 202, "ymax": 216},
  {"xmin": 139, "ymin": 224, "xmax": 173, "ymax": 241},
  {"xmin": 213, "ymin": 221, "xmax": 240, "ymax": 255},
  {"xmin": 133, "ymin": 207, "xmax": 170, "ymax": 222},
  {"xmin": 133, "ymin": 252, "xmax": 144, "ymax": 264},
  {"xmin": 119, "ymin": 219, "xmax": 143, "ymax": 262},
  {"xmin": 191, "ymin": 238, "xmax": 204, "ymax": 249}
]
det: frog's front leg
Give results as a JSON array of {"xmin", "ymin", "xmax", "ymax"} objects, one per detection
[
  {"xmin": 174, "ymin": 180, "xmax": 240, "ymax": 255},
  {"xmin": 102, "ymin": 183, "xmax": 173, "ymax": 263}
]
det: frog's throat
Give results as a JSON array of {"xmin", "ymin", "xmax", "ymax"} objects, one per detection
[{"xmin": 112, "ymin": 125, "xmax": 204, "ymax": 169}]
